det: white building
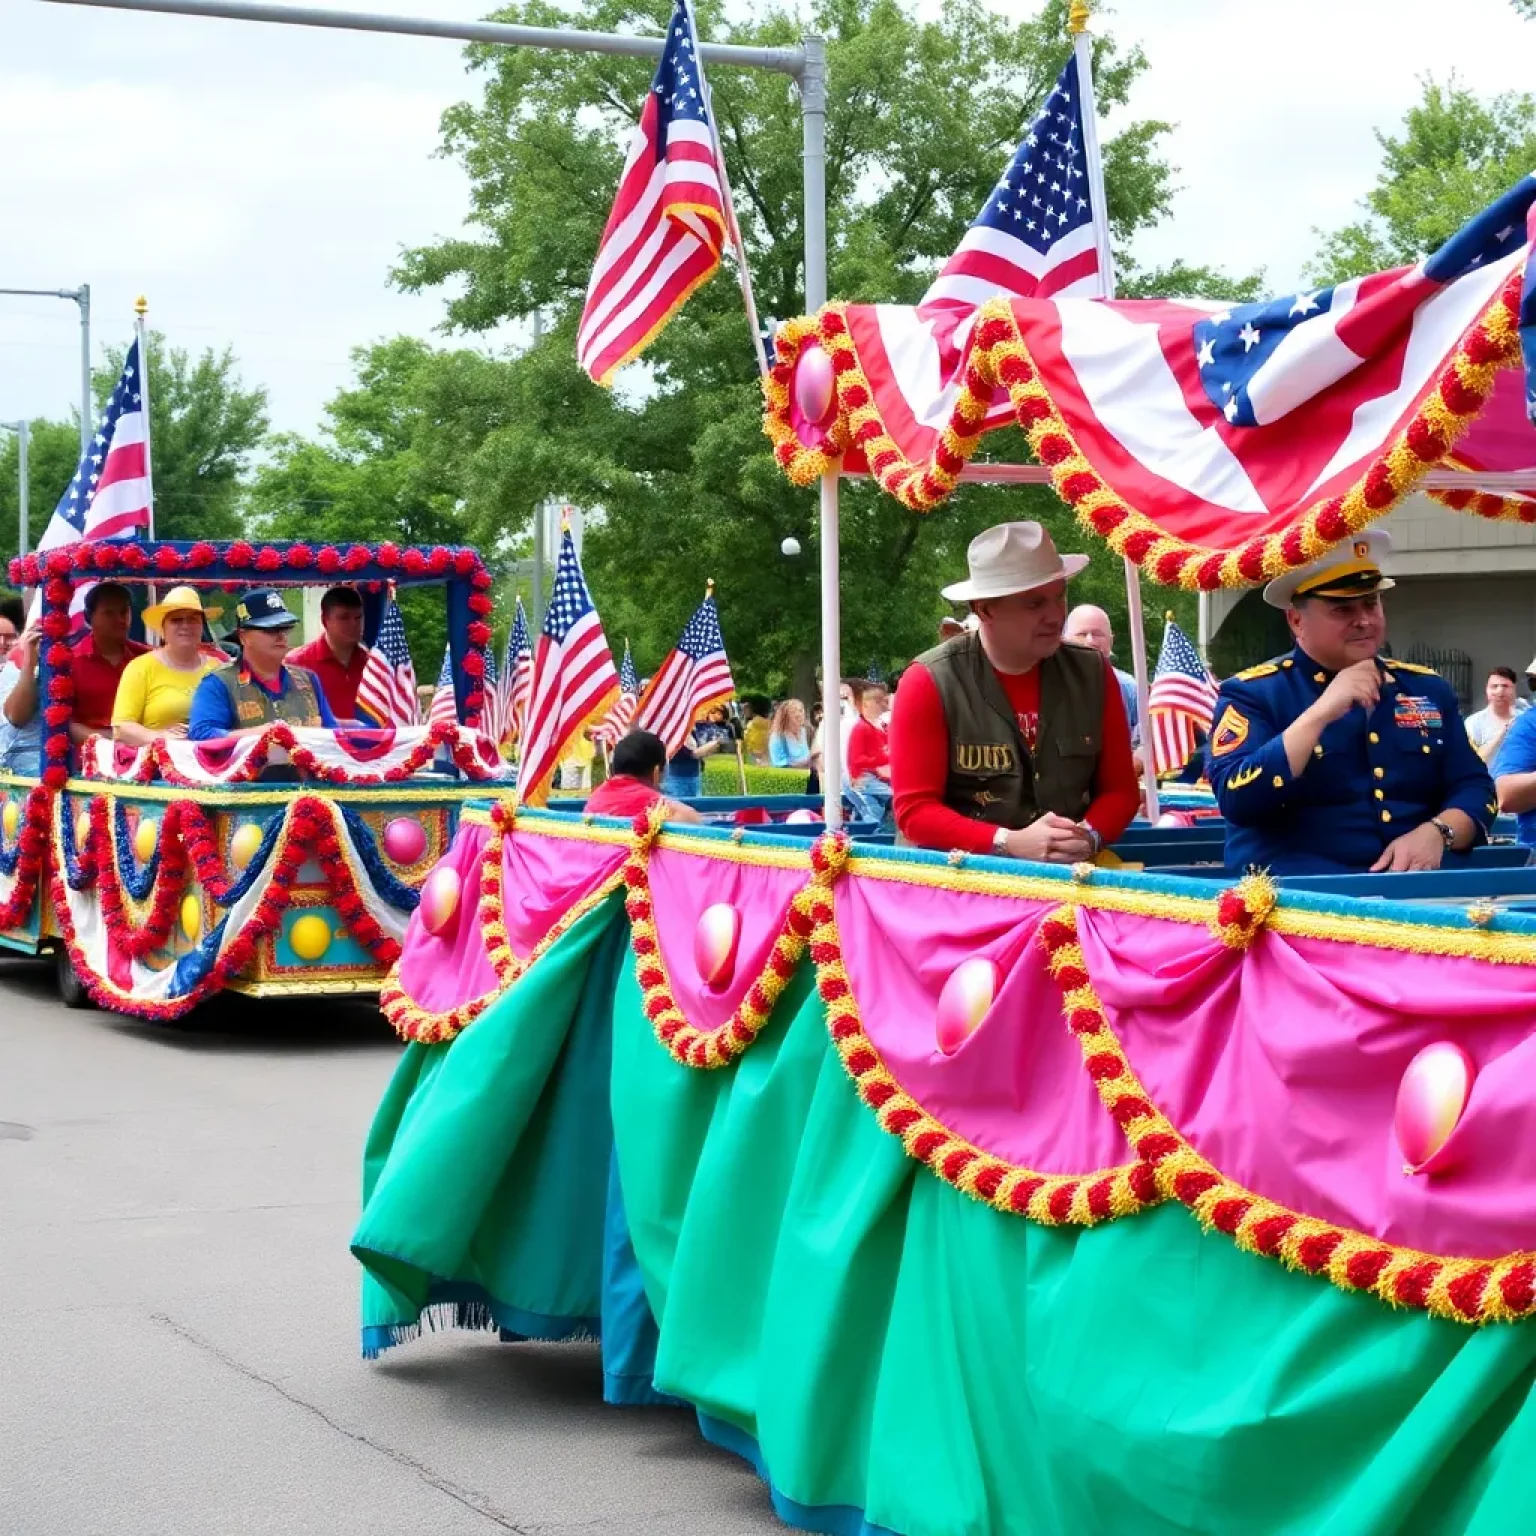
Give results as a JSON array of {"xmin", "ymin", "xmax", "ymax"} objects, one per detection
[{"xmin": 1200, "ymin": 492, "xmax": 1536, "ymax": 708}]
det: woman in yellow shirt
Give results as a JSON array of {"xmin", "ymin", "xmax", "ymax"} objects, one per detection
[{"xmin": 113, "ymin": 586, "xmax": 224, "ymax": 747}]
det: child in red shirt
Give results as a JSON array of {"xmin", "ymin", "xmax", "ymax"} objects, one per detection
[{"xmin": 585, "ymin": 729, "xmax": 703, "ymax": 823}]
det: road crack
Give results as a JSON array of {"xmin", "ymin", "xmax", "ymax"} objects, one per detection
[{"xmin": 149, "ymin": 1311, "xmax": 538, "ymax": 1533}]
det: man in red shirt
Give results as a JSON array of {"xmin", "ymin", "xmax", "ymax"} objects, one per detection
[
  {"xmin": 71, "ymin": 583, "xmax": 148, "ymax": 743},
  {"xmin": 846, "ymin": 681, "xmax": 892, "ymax": 825},
  {"xmin": 890, "ymin": 522, "xmax": 1138, "ymax": 862},
  {"xmin": 586, "ymin": 730, "xmax": 703, "ymax": 823},
  {"xmin": 287, "ymin": 587, "xmax": 372, "ymax": 723}
]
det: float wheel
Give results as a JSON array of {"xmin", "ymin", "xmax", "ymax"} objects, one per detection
[{"xmin": 53, "ymin": 945, "xmax": 94, "ymax": 1011}]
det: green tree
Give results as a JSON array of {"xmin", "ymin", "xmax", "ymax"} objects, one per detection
[
  {"xmin": 297, "ymin": 0, "xmax": 1254, "ymax": 697},
  {"xmin": 0, "ymin": 420, "xmax": 87, "ymax": 570},
  {"xmin": 1309, "ymin": 77, "xmax": 1536, "ymax": 283},
  {"xmin": 91, "ymin": 334, "xmax": 269, "ymax": 542},
  {"xmin": 249, "ymin": 336, "xmax": 528, "ymax": 671}
]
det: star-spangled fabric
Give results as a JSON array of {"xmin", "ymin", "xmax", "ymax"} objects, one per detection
[
  {"xmin": 517, "ymin": 528, "xmax": 619, "ymax": 805},
  {"xmin": 427, "ymin": 646, "xmax": 457, "ymax": 731},
  {"xmin": 632, "ymin": 593, "xmax": 734, "ymax": 757},
  {"xmin": 576, "ymin": 0, "xmax": 727, "ymax": 386},
  {"xmin": 497, "ymin": 597, "xmax": 533, "ymax": 750},
  {"xmin": 355, "ymin": 595, "xmax": 420, "ymax": 727},
  {"xmin": 594, "ymin": 639, "xmax": 640, "ymax": 746},
  {"xmin": 38, "ymin": 336, "xmax": 152, "ymax": 574},
  {"xmin": 1146, "ymin": 618, "xmax": 1218, "ymax": 778},
  {"xmin": 805, "ymin": 172, "xmax": 1536, "ymax": 553}
]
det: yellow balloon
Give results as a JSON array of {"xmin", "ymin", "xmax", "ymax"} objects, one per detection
[
  {"xmin": 180, "ymin": 893, "xmax": 201, "ymax": 943},
  {"xmin": 230, "ymin": 821, "xmax": 264, "ymax": 871},
  {"xmin": 1, "ymin": 800, "xmax": 17, "ymax": 841},
  {"xmin": 74, "ymin": 810, "xmax": 91, "ymax": 852},
  {"xmin": 133, "ymin": 816, "xmax": 160, "ymax": 865},
  {"xmin": 288, "ymin": 913, "xmax": 332, "ymax": 962}
]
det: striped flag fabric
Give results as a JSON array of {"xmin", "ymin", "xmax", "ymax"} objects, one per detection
[
  {"xmin": 355, "ymin": 593, "xmax": 421, "ymax": 727},
  {"xmin": 498, "ymin": 597, "xmax": 533, "ymax": 750},
  {"xmin": 576, "ymin": 0, "xmax": 727, "ymax": 386},
  {"xmin": 595, "ymin": 640, "xmax": 640, "ymax": 745},
  {"xmin": 427, "ymin": 647, "xmax": 458, "ymax": 732},
  {"xmin": 38, "ymin": 336, "xmax": 153, "ymax": 621},
  {"xmin": 632, "ymin": 587, "xmax": 734, "ymax": 756},
  {"xmin": 516, "ymin": 526, "xmax": 620, "ymax": 806},
  {"xmin": 1146, "ymin": 617, "xmax": 1219, "ymax": 779},
  {"xmin": 480, "ymin": 640, "xmax": 500, "ymax": 742}
]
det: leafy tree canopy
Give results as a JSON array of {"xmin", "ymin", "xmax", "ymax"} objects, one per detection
[
  {"xmin": 1308, "ymin": 76, "xmax": 1536, "ymax": 284},
  {"xmin": 341, "ymin": 0, "xmax": 1256, "ymax": 694}
]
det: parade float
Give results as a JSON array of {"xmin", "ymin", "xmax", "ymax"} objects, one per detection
[
  {"xmin": 348, "ymin": 162, "xmax": 1536, "ymax": 1529},
  {"xmin": 0, "ymin": 537, "xmax": 506, "ymax": 1018}
]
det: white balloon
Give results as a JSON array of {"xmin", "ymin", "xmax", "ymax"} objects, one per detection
[{"xmin": 780, "ymin": 537, "xmax": 802, "ymax": 558}]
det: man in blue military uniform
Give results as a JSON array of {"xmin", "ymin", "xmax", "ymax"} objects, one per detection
[{"xmin": 1206, "ymin": 529, "xmax": 1494, "ymax": 875}]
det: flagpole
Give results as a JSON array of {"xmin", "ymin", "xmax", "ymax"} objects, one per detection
[
  {"xmin": 1070, "ymin": 3, "xmax": 1159, "ymax": 820},
  {"xmin": 682, "ymin": 0, "xmax": 770, "ymax": 378},
  {"xmin": 133, "ymin": 295, "xmax": 155, "ymax": 542}
]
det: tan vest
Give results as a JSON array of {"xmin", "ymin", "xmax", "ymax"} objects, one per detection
[
  {"xmin": 914, "ymin": 632, "xmax": 1104, "ymax": 829},
  {"xmin": 215, "ymin": 663, "xmax": 324, "ymax": 730}
]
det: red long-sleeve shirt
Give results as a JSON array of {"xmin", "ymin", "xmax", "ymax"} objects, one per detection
[
  {"xmin": 890, "ymin": 654, "xmax": 1139, "ymax": 854},
  {"xmin": 846, "ymin": 716, "xmax": 889, "ymax": 781}
]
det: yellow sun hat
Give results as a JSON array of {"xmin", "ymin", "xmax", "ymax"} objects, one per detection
[{"xmin": 142, "ymin": 585, "xmax": 223, "ymax": 631}]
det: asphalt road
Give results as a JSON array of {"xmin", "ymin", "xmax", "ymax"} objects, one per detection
[{"xmin": 0, "ymin": 957, "xmax": 785, "ymax": 1536}]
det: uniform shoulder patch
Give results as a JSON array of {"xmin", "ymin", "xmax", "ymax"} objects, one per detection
[
  {"xmin": 1383, "ymin": 657, "xmax": 1439, "ymax": 677},
  {"xmin": 1210, "ymin": 703, "xmax": 1250, "ymax": 757},
  {"xmin": 1234, "ymin": 661, "xmax": 1279, "ymax": 682}
]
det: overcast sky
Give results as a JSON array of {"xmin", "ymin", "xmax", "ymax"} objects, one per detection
[{"xmin": 2, "ymin": 0, "xmax": 1534, "ymax": 445}]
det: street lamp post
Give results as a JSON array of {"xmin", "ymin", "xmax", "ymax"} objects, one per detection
[
  {"xmin": 0, "ymin": 285, "xmax": 92, "ymax": 455},
  {"xmin": 0, "ymin": 421, "xmax": 28, "ymax": 556}
]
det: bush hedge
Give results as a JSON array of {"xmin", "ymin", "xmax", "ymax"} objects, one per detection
[{"xmin": 701, "ymin": 758, "xmax": 811, "ymax": 796}]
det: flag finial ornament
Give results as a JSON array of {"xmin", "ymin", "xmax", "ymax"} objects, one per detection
[
  {"xmin": 1165, "ymin": 609, "xmax": 1176, "ymax": 622},
  {"xmin": 1067, "ymin": 0, "xmax": 1091, "ymax": 34},
  {"xmin": 133, "ymin": 295, "xmax": 148, "ymax": 317},
  {"xmin": 706, "ymin": 578, "xmax": 716, "ymax": 596}
]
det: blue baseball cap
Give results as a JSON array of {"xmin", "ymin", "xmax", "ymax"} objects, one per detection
[{"xmin": 232, "ymin": 588, "xmax": 298, "ymax": 631}]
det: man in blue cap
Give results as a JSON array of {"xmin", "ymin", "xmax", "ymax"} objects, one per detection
[
  {"xmin": 187, "ymin": 588, "xmax": 339, "ymax": 740},
  {"xmin": 1205, "ymin": 528, "xmax": 1494, "ymax": 875}
]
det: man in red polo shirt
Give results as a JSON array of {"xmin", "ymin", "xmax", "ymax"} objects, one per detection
[
  {"xmin": 71, "ymin": 583, "xmax": 148, "ymax": 743},
  {"xmin": 287, "ymin": 587, "xmax": 372, "ymax": 724}
]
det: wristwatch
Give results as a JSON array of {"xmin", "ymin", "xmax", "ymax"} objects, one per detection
[
  {"xmin": 992, "ymin": 827, "xmax": 1010, "ymax": 857},
  {"xmin": 1082, "ymin": 823, "xmax": 1104, "ymax": 856},
  {"xmin": 1429, "ymin": 816, "xmax": 1456, "ymax": 850}
]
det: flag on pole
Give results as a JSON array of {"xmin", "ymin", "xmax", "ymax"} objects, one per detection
[
  {"xmin": 480, "ymin": 640, "xmax": 500, "ymax": 741},
  {"xmin": 427, "ymin": 647, "xmax": 458, "ymax": 732},
  {"xmin": 498, "ymin": 597, "xmax": 533, "ymax": 750},
  {"xmin": 632, "ymin": 586, "xmax": 734, "ymax": 756},
  {"xmin": 1146, "ymin": 617, "xmax": 1218, "ymax": 779},
  {"xmin": 38, "ymin": 335, "xmax": 152, "ymax": 556},
  {"xmin": 355, "ymin": 592, "xmax": 421, "ymax": 726},
  {"xmin": 516, "ymin": 526, "xmax": 620, "ymax": 805},
  {"xmin": 576, "ymin": 0, "xmax": 728, "ymax": 386},
  {"xmin": 595, "ymin": 640, "xmax": 640, "ymax": 745}
]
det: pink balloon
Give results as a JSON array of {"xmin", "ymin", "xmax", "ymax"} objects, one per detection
[
  {"xmin": 693, "ymin": 902, "xmax": 741, "ymax": 992},
  {"xmin": 419, "ymin": 866, "xmax": 462, "ymax": 939},
  {"xmin": 1155, "ymin": 811, "xmax": 1193, "ymax": 828},
  {"xmin": 382, "ymin": 816, "xmax": 428, "ymax": 864},
  {"xmin": 794, "ymin": 345, "xmax": 835, "ymax": 426},
  {"xmin": 935, "ymin": 956, "xmax": 998, "ymax": 1056},
  {"xmin": 1394, "ymin": 1041, "xmax": 1476, "ymax": 1172}
]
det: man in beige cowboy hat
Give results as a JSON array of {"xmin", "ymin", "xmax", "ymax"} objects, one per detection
[{"xmin": 888, "ymin": 521, "xmax": 1139, "ymax": 861}]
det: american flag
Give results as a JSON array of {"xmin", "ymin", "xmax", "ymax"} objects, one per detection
[
  {"xmin": 632, "ymin": 589, "xmax": 733, "ymax": 756},
  {"xmin": 39, "ymin": 335, "xmax": 153, "ymax": 559},
  {"xmin": 594, "ymin": 639, "xmax": 640, "ymax": 746},
  {"xmin": 479, "ymin": 640, "xmax": 500, "ymax": 741},
  {"xmin": 427, "ymin": 647, "xmax": 458, "ymax": 732},
  {"xmin": 497, "ymin": 597, "xmax": 533, "ymax": 750},
  {"xmin": 1146, "ymin": 618, "xmax": 1218, "ymax": 779},
  {"xmin": 516, "ymin": 526, "xmax": 619, "ymax": 806},
  {"xmin": 355, "ymin": 594, "xmax": 420, "ymax": 727},
  {"xmin": 576, "ymin": 0, "xmax": 727, "ymax": 386}
]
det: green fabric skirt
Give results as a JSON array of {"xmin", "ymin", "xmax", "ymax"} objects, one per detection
[{"xmin": 354, "ymin": 901, "xmax": 1536, "ymax": 1536}]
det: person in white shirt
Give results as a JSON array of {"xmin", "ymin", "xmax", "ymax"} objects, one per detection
[{"xmin": 1465, "ymin": 666, "xmax": 1527, "ymax": 763}]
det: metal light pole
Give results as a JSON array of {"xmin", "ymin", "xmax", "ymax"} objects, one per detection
[
  {"xmin": 39, "ymin": 0, "xmax": 835, "ymax": 806},
  {"xmin": 0, "ymin": 285, "xmax": 92, "ymax": 454},
  {"xmin": 0, "ymin": 421, "xmax": 28, "ymax": 556}
]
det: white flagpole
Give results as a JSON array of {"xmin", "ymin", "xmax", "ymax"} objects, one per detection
[
  {"xmin": 1071, "ymin": 3, "xmax": 1159, "ymax": 820},
  {"xmin": 681, "ymin": 0, "xmax": 770, "ymax": 379},
  {"xmin": 133, "ymin": 295, "xmax": 155, "ymax": 541}
]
